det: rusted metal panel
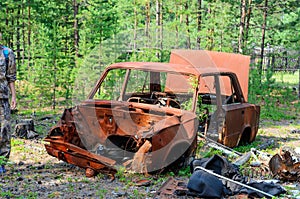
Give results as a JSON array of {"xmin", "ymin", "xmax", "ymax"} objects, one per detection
[
  {"xmin": 153, "ymin": 177, "xmax": 188, "ymax": 198},
  {"xmin": 221, "ymin": 104, "xmax": 260, "ymax": 147},
  {"xmin": 45, "ymin": 103, "xmax": 198, "ymax": 176},
  {"xmin": 44, "ymin": 139, "xmax": 117, "ymax": 176},
  {"xmin": 170, "ymin": 50, "xmax": 250, "ymax": 100}
]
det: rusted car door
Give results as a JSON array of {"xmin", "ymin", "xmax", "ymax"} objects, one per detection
[{"xmin": 198, "ymin": 73, "xmax": 260, "ymax": 147}]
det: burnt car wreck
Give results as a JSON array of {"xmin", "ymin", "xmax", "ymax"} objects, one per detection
[{"xmin": 44, "ymin": 50, "xmax": 260, "ymax": 176}]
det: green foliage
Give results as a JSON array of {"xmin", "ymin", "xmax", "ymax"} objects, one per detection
[
  {"xmin": 249, "ymin": 68, "xmax": 299, "ymax": 121},
  {"xmin": 178, "ymin": 166, "xmax": 191, "ymax": 177},
  {"xmin": 26, "ymin": 191, "xmax": 38, "ymax": 199},
  {"xmin": 96, "ymin": 189, "xmax": 108, "ymax": 199},
  {"xmin": 233, "ymin": 141, "xmax": 261, "ymax": 153},
  {"xmin": 0, "ymin": 0, "xmax": 298, "ymax": 112},
  {"xmin": 47, "ymin": 192, "xmax": 57, "ymax": 199},
  {"xmin": 0, "ymin": 156, "xmax": 7, "ymax": 165},
  {"xmin": 0, "ymin": 191, "xmax": 13, "ymax": 198},
  {"xmin": 11, "ymin": 139, "xmax": 25, "ymax": 147},
  {"xmin": 197, "ymin": 140, "xmax": 224, "ymax": 158},
  {"xmin": 115, "ymin": 166, "xmax": 127, "ymax": 182},
  {"xmin": 202, "ymin": 148, "xmax": 223, "ymax": 158},
  {"xmin": 132, "ymin": 189, "xmax": 145, "ymax": 199}
]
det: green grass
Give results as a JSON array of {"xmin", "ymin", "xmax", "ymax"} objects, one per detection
[
  {"xmin": 14, "ymin": 108, "xmax": 63, "ymax": 117},
  {"xmin": 11, "ymin": 108, "xmax": 63, "ymax": 137},
  {"xmin": 249, "ymin": 71, "xmax": 300, "ymax": 121},
  {"xmin": 178, "ymin": 166, "xmax": 191, "ymax": 177},
  {"xmin": 96, "ymin": 189, "xmax": 108, "ymax": 199},
  {"xmin": 0, "ymin": 156, "xmax": 8, "ymax": 165},
  {"xmin": 11, "ymin": 139, "xmax": 25, "ymax": 147},
  {"xmin": 273, "ymin": 71, "xmax": 299, "ymax": 86},
  {"xmin": 233, "ymin": 141, "xmax": 261, "ymax": 153},
  {"xmin": 0, "ymin": 191, "xmax": 13, "ymax": 198}
]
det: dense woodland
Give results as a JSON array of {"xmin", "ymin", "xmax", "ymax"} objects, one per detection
[{"xmin": 0, "ymin": 0, "xmax": 299, "ymax": 110}]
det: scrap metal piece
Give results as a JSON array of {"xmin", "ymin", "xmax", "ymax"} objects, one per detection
[
  {"xmin": 44, "ymin": 138, "xmax": 117, "ymax": 176},
  {"xmin": 155, "ymin": 166, "xmax": 277, "ymax": 198},
  {"xmin": 134, "ymin": 179, "xmax": 151, "ymax": 187},
  {"xmin": 129, "ymin": 140, "xmax": 152, "ymax": 173},
  {"xmin": 269, "ymin": 150, "xmax": 300, "ymax": 181},
  {"xmin": 251, "ymin": 148, "xmax": 272, "ymax": 161},
  {"xmin": 153, "ymin": 177, "xmax": 188, "ymax": 199}
]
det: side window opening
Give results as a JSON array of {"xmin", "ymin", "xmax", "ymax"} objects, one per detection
[
  {"xmin": 219, "ymin": 75, "xmax": 241, "ymax": 105},
  {"xmin": 94, "ymin": 68, "xmax": 127, "ymax": 100}
]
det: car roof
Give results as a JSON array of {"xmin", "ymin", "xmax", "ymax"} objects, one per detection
[{"xmin": 107, "ymin": 62, "xmax": 234, "ymax": 77}]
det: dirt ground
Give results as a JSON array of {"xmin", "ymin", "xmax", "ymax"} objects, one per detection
[{"xmin": 0, "ymin": 113, "xmax": 300, "ymax": 198}]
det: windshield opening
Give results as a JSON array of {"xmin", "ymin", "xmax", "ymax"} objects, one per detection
[{"xmin": 92, "ymin": 68, "xmax": 196, "ymax": 110}]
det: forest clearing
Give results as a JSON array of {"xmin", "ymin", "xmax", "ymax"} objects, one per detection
[
  {"xmin": 0, "ymin": 71, "xmax": 299, "ymax": 199},
  {"xmin": 0, "ymin": 0, "xmax": 299, "ymax": 198}
]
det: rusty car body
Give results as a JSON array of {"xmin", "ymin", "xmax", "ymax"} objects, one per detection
[{"xmin": 44, "ymin": 50, "xmax": 260, "ymax": 176}]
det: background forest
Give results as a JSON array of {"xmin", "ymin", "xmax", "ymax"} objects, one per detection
[{"xmin": 0, "ymin": 0, "xmax": 299, "ymax": 116}]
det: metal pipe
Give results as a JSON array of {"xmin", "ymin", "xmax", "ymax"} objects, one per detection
[{"xmin": 198, "ymin": 133, "xmax": 242, "ymax": 156}]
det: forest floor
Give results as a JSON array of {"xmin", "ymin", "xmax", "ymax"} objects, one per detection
[{"xmin": 0, "ymin": 111, "xmax": 300, "ymax": 199}]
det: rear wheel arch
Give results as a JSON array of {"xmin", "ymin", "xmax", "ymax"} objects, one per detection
[{"xmin": 238, "ymin": 126, "xmax": 252, "ymax": 146}]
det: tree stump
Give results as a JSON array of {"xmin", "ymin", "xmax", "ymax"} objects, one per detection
[{"xmin": 14, "ymin": 119, "xmax": 38, "ymax": 139}]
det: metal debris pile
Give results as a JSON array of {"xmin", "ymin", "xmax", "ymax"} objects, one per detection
[
  {"xmin": 155, "ymin": 137, "xmax": 300, "ymax": 198},
  {"xmin": 269, "ymin": 147, "xmax": 300, "ymax": 181}
]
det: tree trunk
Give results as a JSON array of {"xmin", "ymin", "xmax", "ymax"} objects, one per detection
[
  {"xmin": 184, "ymin": 2, "xmax": 191, "ymax": 49},
  {"xmin": 145, "ymin": 0, "xmax": 150, "ymax": 47},
  {"xmin": 52, "ymin": 23, "xmax": 58, "ymax": 110},
  {"xmin": 175, "ymin": 3, "xmax": 179, "ymax": 48},
  {"xmin": 17, "ymin": 5, "xmax": 21, "ymax": 65},
  {"xmin": 22, "ymin": 2, "xmax": 25, "ymax": 65},
  {"xmin": 53, "ymin": 58, "xmax": 57, "ymax": 110},
  {"xmin": 5, "ymin": 7, "xmax": 9, "ymax": 45},
  {"xmin": 133, "ymin": 0, "xmax": 137, "ymax": 52},
  {"xmin": 196, "ymin": 0, "xmax": 202, "ymax": 49},
  {"xmin": 207, "ymin": 8, "xmax": 214, "ymax": 50},
  {"xmin": 244, "ymin": 0, "xmax": 252, "ymax": 51},
  {"xmin": 160, "ymin": 1, "xmax": 163, "ymax": 58},
  {"xmin": 73, "ymin": 0, "xmax": 79, "ymax": 59},
  {"xmin": 156, "ymin": 0, "xmax": 161, "ymax": 59},
  {"xmin": 10, "ymin": 8, "xmax": 15, "ymax": 48},
  {"xmin": 259, "ymin": 0, "xmax": 268, "ymax": 82},
  {"xmin": 27, "ymin": 0, "xmax": 31, "ymax": 68},
  {"xmin": 238, "ymin": 0, "xmax": 246, "ymax": 53}
]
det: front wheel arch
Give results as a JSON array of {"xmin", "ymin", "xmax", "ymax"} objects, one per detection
[{"xmin": 164, "ymin": 142, "xmax": 193, "ymax": 173}]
